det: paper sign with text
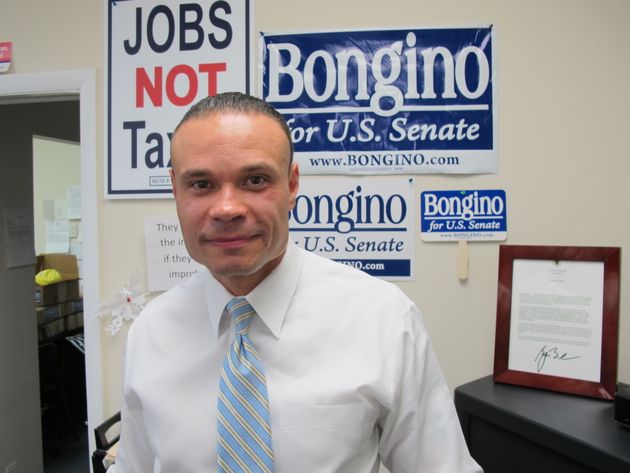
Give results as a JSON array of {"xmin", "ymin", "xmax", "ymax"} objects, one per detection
[
  {"xmin": 144, "ymin": 216, "xmax": 204, "ymax": 291},
  {"xmin": 290, "ymin": 176, "xmax": 414, "ymax": 280},
  {"xmin": 420, "ymin": 189, "xmax": 507, "ymax": 241},
  {"xmin": 107, "ymin": 0, "xmax": 252, "ymax": 198}
]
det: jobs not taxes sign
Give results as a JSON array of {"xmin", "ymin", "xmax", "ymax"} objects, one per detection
[{"xmin": 106, "ymin": 0, "xmax": 252, "ymax": 198}]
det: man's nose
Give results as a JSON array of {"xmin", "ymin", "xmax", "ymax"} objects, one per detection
[{"xmin": 209, "ymin": 186, "xmax": 246, "ymax": 221}]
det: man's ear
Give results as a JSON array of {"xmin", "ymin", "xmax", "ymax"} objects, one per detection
[
  {"xmin": 169, "ymin": 168, "xmax": 177, "ymax": 197},
  {"xmin": 288, "ymin": 162, "xmax": 300, "ymax": 210}
]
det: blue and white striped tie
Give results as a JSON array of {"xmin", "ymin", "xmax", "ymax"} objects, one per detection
[{"xmin": 217, "ymin": 298, "xmax": 274, "ymax": 473}]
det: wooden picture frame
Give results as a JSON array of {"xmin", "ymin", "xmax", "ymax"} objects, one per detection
[{"xmin": 493, "ymin": 245, "xmax": 620, "ymax": 400}]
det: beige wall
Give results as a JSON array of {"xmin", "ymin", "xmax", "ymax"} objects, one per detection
[{"xmin": 2, "ymin": 0, "xmax": 629, "ymax": 428}]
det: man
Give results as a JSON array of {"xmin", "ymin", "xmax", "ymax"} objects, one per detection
[{"xmin": 110, "ymin": 92, "xmax": 482, "ymax": 472}]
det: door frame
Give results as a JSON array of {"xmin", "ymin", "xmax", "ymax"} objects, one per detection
[{"xmin": 0, "ymin": 69, "xmax": 102, "ymax": 457}]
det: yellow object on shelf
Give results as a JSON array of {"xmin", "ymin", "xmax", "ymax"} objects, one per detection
[{"xmin": 35, "ymin": 268, "xmax": 63, "ymax": 286}]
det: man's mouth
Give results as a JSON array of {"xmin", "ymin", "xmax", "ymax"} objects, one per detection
[{"xmin": 207, "ymin": 235, "xmax": 254, "ymax": 250}]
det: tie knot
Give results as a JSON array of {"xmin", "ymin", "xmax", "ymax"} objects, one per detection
[{"xmin": 226, "ymin": 297, "xmax": 255, "ymax": 335}]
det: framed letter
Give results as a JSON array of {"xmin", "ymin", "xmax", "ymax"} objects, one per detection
[{"xmin": 493, "ymin": 245, "xmax": 620, "ymax": 400}]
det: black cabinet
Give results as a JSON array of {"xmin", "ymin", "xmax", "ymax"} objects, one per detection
[{"xmin": 454, "ymin": 375, "xmax": 630, "ymax": 473}]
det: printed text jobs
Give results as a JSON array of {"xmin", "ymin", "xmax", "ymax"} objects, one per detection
[
  {"xmin": 289, "ymin": 185, "xmax": 407, "ymax": 253},
  {"xmin": 120, "ymin": 1, "xmax": 234, "ymax": 171}
]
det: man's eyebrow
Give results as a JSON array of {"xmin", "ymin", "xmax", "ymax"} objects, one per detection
[
  {"xmin": 179, "ymin": 168, "xmax": 212, "ymax": 179},
  {"xmin": 177, "ymin": 163, "xmax": 276, "ymax": 179},
  {"xmin": 240, "ymin": 163, "xmax": 276, "ymax": 173}
]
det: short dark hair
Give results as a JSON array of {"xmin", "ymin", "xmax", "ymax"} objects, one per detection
[{"xmin": 173, "ymin": 92, "xmax": 294, "ymax": 164}]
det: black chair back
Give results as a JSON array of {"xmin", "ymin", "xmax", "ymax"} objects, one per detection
[{"xmin": 91, "ymin": 411, "xmax": 121, "ymax": 473}]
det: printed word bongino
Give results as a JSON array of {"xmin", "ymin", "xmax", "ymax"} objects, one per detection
[
  {"xmin": 265, "ymin": 31, "xmax": 490, "ymax": 117},
  {"xmin": 290, "ymin": 186, "xmax": 407, "ymax": 233},
  {"xmin": 423, "ymin": 190, "xmax": 504, "ymax": 220}
]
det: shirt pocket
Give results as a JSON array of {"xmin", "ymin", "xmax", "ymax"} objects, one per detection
[{"xmin": 273, "ymin": 402, "xmax": 378, "ymax": 473}]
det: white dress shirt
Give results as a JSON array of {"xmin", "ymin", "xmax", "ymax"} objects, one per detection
[{"xmin": 110, "ymin": 242, "xmax": 481, "ymax": 473}]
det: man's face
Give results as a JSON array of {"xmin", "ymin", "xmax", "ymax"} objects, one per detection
[{"xmin": 170, "ymin": 112, "xmax": 299, "ymax": 295}]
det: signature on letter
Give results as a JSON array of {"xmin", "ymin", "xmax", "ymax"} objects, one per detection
[{"xmin": 534, "ymin": 345, "xmax": 580, "ymax": 373}]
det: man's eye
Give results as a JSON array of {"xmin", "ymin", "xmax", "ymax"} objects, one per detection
[
  {"xmin": 247, "ymin": 175, "xmax": 267, "ymax": 186},
  {"xmin": 192, "ymin": 180, "xmax": 210, "ymax": 190}
]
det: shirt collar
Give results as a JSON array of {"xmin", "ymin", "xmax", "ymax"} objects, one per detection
[{"xmin": 205, "ymin": 241, "xmax": 303, "ymax": 339}]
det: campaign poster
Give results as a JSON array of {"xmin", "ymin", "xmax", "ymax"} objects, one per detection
[
  {"xmin": 290, "ymin": 176, "xmax": 414, "ymax": 280},
  {"xmin": 260, "ymin": 26, "xmax": 496, "ymax": 175},
  {"xmin": 107, "ymin": 0, "xmax": 252, "ymax": 198},
  {"xmin": 420, "ymin": 189, "xmax": 507, "ymax": 241}
]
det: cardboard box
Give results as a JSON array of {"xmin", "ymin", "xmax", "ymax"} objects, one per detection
[{"xmin": 35, "ymin": 254, "xmax": 81, "ymax": 306}]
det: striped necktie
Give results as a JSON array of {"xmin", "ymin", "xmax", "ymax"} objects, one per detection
[{"xmin": 217, "ymin": 298, "xmax": 274, "ymax": 473}]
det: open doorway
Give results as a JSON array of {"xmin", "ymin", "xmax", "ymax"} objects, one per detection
[
  {"xmin": 0, "ymin": 71, "xmax": 100, "ymax": 473},
  {"xmin": 32, "ymin": 135, "xmax": 88, "ymax": 471}
]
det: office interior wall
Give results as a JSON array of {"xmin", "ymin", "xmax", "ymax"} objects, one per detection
[{"xmin": 1, "ymin": 0, "xmax": 628, "ymax": 426}]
